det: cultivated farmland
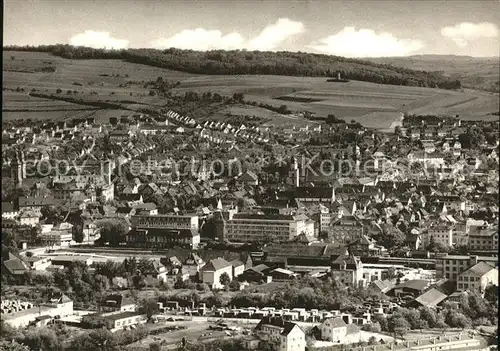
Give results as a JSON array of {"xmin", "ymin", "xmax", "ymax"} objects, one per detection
[{"xmin": 3, "ymin": 50, "xmax": 499, "ymax": 129}]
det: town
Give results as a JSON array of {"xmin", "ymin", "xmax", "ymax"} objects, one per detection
[
  {"xmin": 1, "ymin": 103, "xmax": 498, "ymax": 351},
  {"xmin": 2, "ymin": 1, "xmax": 500, "ymax": 350}
]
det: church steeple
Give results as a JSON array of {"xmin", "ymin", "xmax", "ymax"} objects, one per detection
[{"xmin": 11, "ymin": 151, "xmax": 23, "ymax": 187}]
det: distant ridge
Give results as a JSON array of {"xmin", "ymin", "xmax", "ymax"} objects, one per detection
[
  {"xmin": 4, "ymin": 44, "xmax": 461, "ymax": 90},
  {"xmin": 366, "ymin": 55, "xmax": 499, "ymax": 92}
]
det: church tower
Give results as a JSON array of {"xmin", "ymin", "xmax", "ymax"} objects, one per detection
[
  {"xmin": 287, "ymin": 157, "xmax": 300, "ymax": 187},
  {"xmin": 11, "ymin": 153, "xmax": 22, "ymax": 186},
  {"xmin": 20, "ymin": 151, "xmax": 27, "ymax": 179}
]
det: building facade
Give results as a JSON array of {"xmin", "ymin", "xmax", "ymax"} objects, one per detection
[
  {"xmin": 329, "ymin": 215, "xmax": 364, "ymax": 244},
  {"xmin": 127, "ymin": 213, "xmax": 200, "ymax": 248},
  {"xmin": 468, "ymin": 226, "xmax": 498, "ymax": 251},
  {"xmin": 222, "ymin": 213, "xmax": 313, "ymax": 243},
  {"xmin": 82, "ymin": 311, "xmax": 147, "ymax": 330},
  {"xmin": 435, "ymin": 254, "xmax": 498, "ymax": 281},
  {"xmin": 200, "ymin": 258, "xmax": 233, "ymax": 289},
  {"xmin": 39, "ymin": 223, "xmax": 74, "ymax": 247},
  {"xmin": 457, "ymin": 262, "xmax": 498, "ymax": 293},
  {"xmin": 331, "ymin": 254, "xmax": 363, "ymax": 287},
  {"xmin": 280, "ymin": 323, "xmax": 306, "ymax": 351},
  {"xmin": 426, "ymin": 224, "xmax": 454, "ymax": 248},
  {"xmin": 321, "ymin": 317, "xmax": 348, "ymax": 343}
]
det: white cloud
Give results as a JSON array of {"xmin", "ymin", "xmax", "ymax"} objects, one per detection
[
  {"xmin": 307, "ymin": 27, "xmax": 424, "ymax": 57},
  {"xmin": 151, "ymin": 29, "xmax": 244, "ymax": 50},
  {"xmin": 70, "ymin": 30, "xmax": 129, "ymax": 50},
  {"xmin": 151, "ymin": 18, "xmax": 304, "ymax": 51},
  {"xmin": 441, "ymin": 22, "xmax": 499, "ymax": 47},
  {"xmin": 248, "ymin": 18, "xmax": 305, "ymax": 50}
]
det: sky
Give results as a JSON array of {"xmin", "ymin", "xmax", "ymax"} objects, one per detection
[{"xmin": 4, "ymin": 0, "xmax": 500, "ymax": 58}]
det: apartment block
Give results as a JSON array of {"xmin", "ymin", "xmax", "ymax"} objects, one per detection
[
  {"xmin": 468, "ymin": 226, "xmax": 498, "ymax": 251},
  {"xmin": 127, "ymin": 213, "xmax": 200, "ymax": 248},
  {"xmin": 222, "ymin": 213, "xmax": 314, "ymax": 243}
]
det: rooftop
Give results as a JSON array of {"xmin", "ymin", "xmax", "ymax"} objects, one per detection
[
  {"xmin": 460, "ymin": 261, "xmax": 496, "ymax": 277},
  {"xmin": 413, "ymin": 288, "xmax": 448, "ymax": 308},
  {"xmin": 281, "ymin": 322, "xmax": 302, "ymax": 336},
  {"xmin": 97, "ymin": 311, "xmax": 145, "ymax": 321},
  {"xmin": 392, "ymin": 279, "xmax": 430, "ymax": 292},
  {"xmin": 324, "ymin": 317, "xmax": 347, "ymax": 328},
  {"xmin": 1, "ymin": 305, "xmax": 53, "ymax": 320},
  {"xmin": 201, "ymin": 258, "xmax": 232, "ymax": 272},
  {"xmin": 232, "ymin": 213, "xmax": 295, "ymax": 221}
]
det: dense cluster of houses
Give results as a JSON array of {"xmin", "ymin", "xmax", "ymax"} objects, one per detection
[{"xmin": 1, "ymin": 109, "xmax": 498, "ymax": 349}]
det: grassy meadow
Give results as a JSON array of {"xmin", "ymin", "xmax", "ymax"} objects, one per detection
[{"xmin": 3, "ymin": 50, "xmax": 499, "ymax": 129}]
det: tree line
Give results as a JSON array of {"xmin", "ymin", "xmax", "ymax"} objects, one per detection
[{"xmin": 5, "ymin": 45, "xmax": 461, "ymax": 89}]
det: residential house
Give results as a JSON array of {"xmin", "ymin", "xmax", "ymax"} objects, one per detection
[
  {"xmin": 468, "ymin": 226, "xmax": 498, "ymax": 251},
  {"xmin": 329, "ymin": 215, "xmax": 364, "ymax": 244},
  {"xmin": 280, "ymin": 322, "xmax": 306, "ymax": 351},
  {"xmin": 100, "ymin": 294, "xmax": 136, "ymax": 313},
  {"xmin": 200, "ymin": 258, "xmax": 233, "ymax": 289},
  {"xmin": 405, "ymin": 230, "xmax": 422, "ymax": 251},
  {"xmin": 321, "ymin": 317, "xmax": 347, "ymax": 343},
  {"xmin": 230, "ymin": 259, "xmax": 245, "ymax": 277},
  {"xmin": 44, "ymin": 293, "xmax": 74, "ymax": 318},
  {"xmin": 237, "ymin": 170, "xmax": 259, "ymax": 186},
  {"xmin": 429, "ymin": 195, "xmax": 466, "ymax": 212},
  {"xmin": 331, "ymin": 254, "xmax": 363, "ymax": 287},
  {"xmin": 255, "ymin": 317, "xmax": 305, "ymax": 351},
  {"xmin": 39, "ymin": 222, "xmax": 74, "ymax": 247},
  {"xmin": 182, "ymin": 253, "xmax": 205, "ymax": 278},
  {"xmin": 425, "ymin": 223, "xmax": 454, "ymax": 248},
  {"xmin": 142, "ymin": 261, "xmax": 168, "ymax": 283},
  {"xmin": 348, "ymin": 235, "xmax": 383, "ymax": 257},
  {"xmin": 18, "ymin": 196, "xmax": 58, "ymax": 215}
]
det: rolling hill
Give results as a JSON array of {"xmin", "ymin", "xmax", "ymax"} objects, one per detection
[
  {"xmin": 3, "ymin": 50, "xmax": 499, "ymax": 130},
  {"xmin": 367, "ymin": 55, "xmax": 500, "ymax": 92},
  {"xmin": 5, "ymin": 45, "xmax": 462, "ymax": 89}
]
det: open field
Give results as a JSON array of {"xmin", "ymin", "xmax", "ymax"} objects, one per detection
[
  {"xmin": 3, "ymin": 51, "xmax": 499, "ymax": 129},
  {"xmin": 368, "ymin": 55, "xmax": 500, "ymax": 92},
  {"xmin": 177, "ymin": 74, "xmax": 498, "ymax": 123},
  {"xmin": 127, "ymin": 319, "xmax": 249, "ymax": 350},
  {"xmin": 3, "ymin": 51, "xmax": 193, "ymax": 121}
]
